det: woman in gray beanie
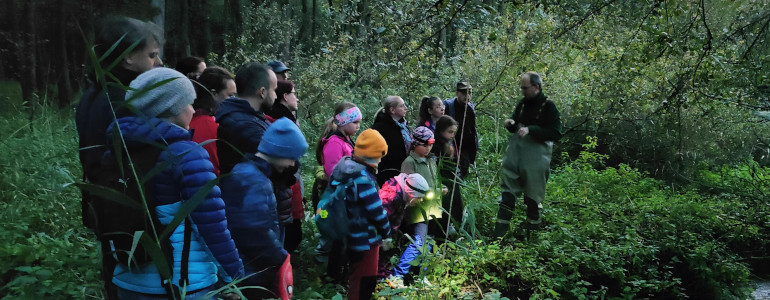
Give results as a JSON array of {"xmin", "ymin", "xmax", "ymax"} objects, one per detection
[{"xmin": 105, "ymin": 67, "xmax": 245, "ymax": 298}]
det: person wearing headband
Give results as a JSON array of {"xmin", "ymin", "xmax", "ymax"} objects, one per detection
[{"xmin": 312, "ymin": 102, "xmax": 363, "ymax": 265}]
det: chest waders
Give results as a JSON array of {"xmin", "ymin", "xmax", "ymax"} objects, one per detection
[{"xmin": 494, "ymin": 102, "xmax": 554, "ymax": 236}]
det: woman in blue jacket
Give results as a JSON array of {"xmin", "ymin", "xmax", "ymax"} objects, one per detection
[{"xmin": 106, "ymin": 68, "xmax": 244, "ymax": 299}]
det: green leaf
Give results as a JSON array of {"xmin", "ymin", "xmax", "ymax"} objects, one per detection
[
  {"xmin": 71, "ymin": 182, "xmax": 142, "ymax": 210},
  {"xmin": 160, "ymin": 174, "xmax": 227, "ymax": 239}
]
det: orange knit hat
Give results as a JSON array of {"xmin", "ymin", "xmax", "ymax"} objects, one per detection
[{"xmin": 354, "ymin": 129, "xmax": 388, "ymax": 159}]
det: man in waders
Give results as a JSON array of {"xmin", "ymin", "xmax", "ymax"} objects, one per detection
[{"xmin": 494, "ymin": 71, "xmax": 562, "ymax": 236}]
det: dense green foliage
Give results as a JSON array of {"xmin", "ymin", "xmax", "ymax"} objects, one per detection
[
  {"xmin": 2, "ymin": 0, "xmax": 770, "ymax": 299},
  {"xmin": 0, "ymin": 87, "xmax": 102, "ymax": 298}
]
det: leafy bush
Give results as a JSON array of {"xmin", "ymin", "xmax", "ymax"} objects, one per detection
[
  {"xmin": 374, "ymin": 138, "xmax": 759, "ymax": 299},
  {"xmin": 0, "ymin": 101, "xmax": 103, "ymax": 298}
]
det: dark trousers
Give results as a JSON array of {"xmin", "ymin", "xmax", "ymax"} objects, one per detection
[
  {"xmin": 284, "ymin": 219, "xmax": 303, "ymax": 253},
  {"xmin": 100, "ymin": 239, "xmax": 119, "ymax": 300}
]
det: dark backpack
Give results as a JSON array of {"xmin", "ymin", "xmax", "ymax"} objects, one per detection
[
  {"xmin": 91, "ymin": 143, "xmax": 172, "ymax": 267},
  {"xmin": 314, "ymin": 176, "xmax": 369, "ymax": 243}
]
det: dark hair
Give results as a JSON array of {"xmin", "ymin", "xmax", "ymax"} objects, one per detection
[
  {"xmin": 175, "ymin": 56, "xmax": 205, "ymax": 78},
  {"xmin": 235, "ymin": 62, "xmax": 272, "ymax": 98},
  {"xmin": 192, "ymin": 66, "xmax": 235, "ymax": 114},
  {"xmin": 316, "ymin": 102, "xmax": 357, "ymax": 165},
  {"xmin": 435, "ymin": 115, "xmax": 458, "ymax": 138},
  {"xmin": 276, "ymin": 79, "xmax": 295, "ymax": 103},
  {"xmin": 434, "ymin": 115, "xmax": 459, "ymax": 158},
  {"xmin": 417, "ymin": 96, "xmax": 441, "ymax": 126},
  {"xmin": 94, "ymin": 16, "xmax": 163, "ymax": 71}
]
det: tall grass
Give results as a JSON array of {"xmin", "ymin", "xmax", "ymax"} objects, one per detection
[{"xmin": 0, "ymin": 91, "xmax": 103, "ymax": 298}]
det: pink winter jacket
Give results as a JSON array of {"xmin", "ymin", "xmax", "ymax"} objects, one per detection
[{"xmin": 322, "ymin": 134, "xmax": 354, "ymax": 179}]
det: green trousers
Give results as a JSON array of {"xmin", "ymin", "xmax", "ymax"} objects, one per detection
[{"xmin": 495, "ymin": 134, "xmax": 553, "ymax": 234}]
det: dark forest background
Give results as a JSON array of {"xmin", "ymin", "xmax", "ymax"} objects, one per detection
[{"xmin": 1, "ymin": 0, "xmax": 770, "ymax": 298}]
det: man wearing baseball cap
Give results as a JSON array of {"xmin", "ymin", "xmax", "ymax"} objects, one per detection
[{"xmin": 443, "ymin": 80, "xmax": 479, "ymax": 178}]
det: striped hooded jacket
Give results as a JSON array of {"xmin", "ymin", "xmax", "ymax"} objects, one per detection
[{"xmin": 329, "ymin": 157, "xmax": 391, "ymax": 251}]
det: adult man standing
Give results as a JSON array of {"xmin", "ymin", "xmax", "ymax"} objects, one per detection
[
  {"xmin": 216, "ymin": 62, "xmax": 278, "ymax": 174},
  {"xmin": 494, "ymin": 71, "xmax": 561, "ymax": 235},
  {"xmin": 443, "ymin": 80, "xmax": 478, "ymax": 178},
  {"xmin": 267, "ymin": 60, "xmax": 291, "ymax": 80}
]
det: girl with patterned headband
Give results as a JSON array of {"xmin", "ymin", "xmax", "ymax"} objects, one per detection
[{"xmin": 312, "ymin": 102, "xmax": 363, "ymax": 266}]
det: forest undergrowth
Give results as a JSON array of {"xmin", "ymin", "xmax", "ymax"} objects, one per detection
[{"xmin": 0, "ymin": 79, "xmax": 768, "ymax": 298}]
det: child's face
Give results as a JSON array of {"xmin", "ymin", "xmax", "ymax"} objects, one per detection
[
  {"xmin": 441, "ymin": 125, "xmax": 458, "ymax": 140},
  {"xmin": 414, "ymin": 143, "xmax": 433, "ymax": 157},
  {"xmin": 271, "ymin": 158, "xmax": 297, "ymax": 173},
  {"xmin": 340, "ymin": 120, "xmax": 361, "ymax": 137}
]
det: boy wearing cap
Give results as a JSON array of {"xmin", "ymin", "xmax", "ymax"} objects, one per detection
[
  {"xmin": 106, "ymin": 68, "xmax": 244, "ymax": 298},
  {"xmin": 326, "ymin": 129, "xmax": 391, "ymax": 300},
  {"xmin": 219, "ymin": 117, "xmax": 308, "ymax": 299},
  {"xmin": 443, "ymin": 80, "xmax": 479, "ymax": 178}
]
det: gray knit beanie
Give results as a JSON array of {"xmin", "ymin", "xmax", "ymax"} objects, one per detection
[{"xmin": 125, "ymin": 67, "xmax": 195, "ymax": 118}]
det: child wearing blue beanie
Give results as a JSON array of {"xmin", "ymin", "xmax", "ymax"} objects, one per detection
[{"xmin": 220, "ymin": 117, "xmax": 308, "ymax": 299}]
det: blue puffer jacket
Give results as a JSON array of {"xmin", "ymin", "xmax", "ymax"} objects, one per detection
[
  {"xmin": 107, "ymin": 116, "xmax": 244, "ymax": 294},
  {"xmin": 219, "ymin": 156, "xmax": 288, "ymax": 285},
  {"xmin": 216, "ymin": 98, "xmax": 270, "ymax": 174},
  {"xmin": 330, "ymin": 157, "xmax": 391, "ymax": 252}
]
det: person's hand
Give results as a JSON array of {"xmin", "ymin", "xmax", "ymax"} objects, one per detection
[
  {"xmin": 517, "ymin": 127, "xmax": 529, "ymax": 137},
  {"xmin": 408, "ymin": 197, "xmax": 423, "ymax": 207}
]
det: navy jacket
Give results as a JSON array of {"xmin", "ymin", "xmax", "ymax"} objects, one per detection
[
  {"xmin": 220, "ymin": 156, "xmax": 288, "ymax": 286},
  {"xmin": 106, "ymin": 116, "xmax": 244, "ymax": 294},
  {"xmin": 215, "ymin": 98, "xmax": 270, "ymax": 174}
]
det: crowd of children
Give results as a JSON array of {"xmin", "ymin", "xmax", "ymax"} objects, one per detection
[{"xmin": 76, "ymin": 16, "xmax": 477, "ymax": 300}]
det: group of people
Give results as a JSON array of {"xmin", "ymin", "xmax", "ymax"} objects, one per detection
[{"xmin": 75, "ymin": 16, "xmax": 562, "ymax": 300}]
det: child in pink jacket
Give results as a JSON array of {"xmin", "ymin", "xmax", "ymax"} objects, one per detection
[{"xmin": 313, "ymin": 102, "xmax": 362, "ymax": 263}]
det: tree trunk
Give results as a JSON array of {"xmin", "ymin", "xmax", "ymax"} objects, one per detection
[
  {"xmin": 298, "ymin": 0, "xmax": 309, "ymax": 47},
  {"xmin": 311, "ymin": 0, "xmax": 317, "ymax": 42},
  {"xmin": 181, "ymin": 0, "xmax": 191, "ymax": 56},
  {"xmin": 152, "ymin": 0, "xmax": 166, "ymax": 58},
  {"xmin": 194, "ymin": 0, "xmax": 212, "ymax": 57},
  {"xmin": 56, "ymin": 0, "xmax": 73, "ymax": 107},
  {"xmin": 4, "ymin": 0, "xmax": 18, "ymax": 81},
  {"xmin": 20, "ymin": 1, "xmax": 38, "ymax": 105},
  {"xmin": 356, "ymin": 0, "xmax": 369, "ymax": 37},
  {"xmin": 230, "ymin": 0, "xmax": 243, "ymax": 40}
]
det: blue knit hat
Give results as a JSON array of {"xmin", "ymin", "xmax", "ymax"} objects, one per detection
[
  {"xmin": 258, "ymin": 117, "xmax": 308, "ymax": 159},
  {"xmin": 126, "ymin": 67, "xmax": 195, "ymax": 118}
]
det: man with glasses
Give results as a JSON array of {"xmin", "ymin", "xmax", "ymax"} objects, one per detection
[
  {"xmin": 443, "ymin": 80, "xmax": 479, "ymax": 178},
  {"xmin": 495, "ymin": 71, "xmax": 562, "ymax": 235}
]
